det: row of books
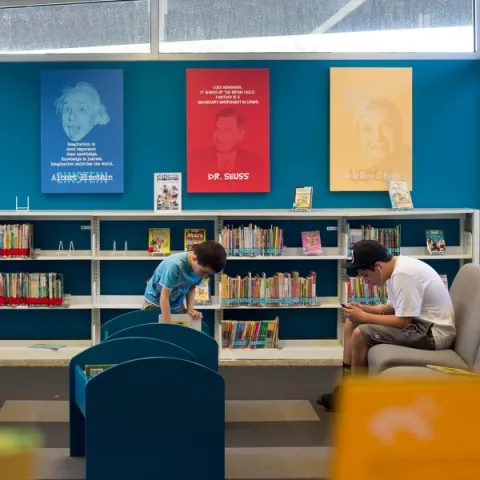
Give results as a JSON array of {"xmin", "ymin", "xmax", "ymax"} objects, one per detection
[
  {"xmin": 148, "ymin": 228, "xmax": 207, "ymax": 256},
  {"xmin": 348, "ymin": 225, "xmax": 401, "ymax": 255},
  {"xmin": 0, "ymin": 272, "xmax": 64, "ymax": 306},
  {"xmin": 0, "ymin": 224, "xmax": 33, "ymax": 258},
  {"xmin": 148, "ymin": 225, "xmax": 323, "ymax": 257},
  {"xmin": 346, "ymin": 277, "xmax": 388, "ymax": 304},
  {"xmin": 219, "ymin": 225, "xmax": 284, "ymax": 256},
  {"xmin": 347, "ymin": 274, "xmax": 448, "ymax": 304},
  {"xmin": 221, "ymin": 318, "xmax": 279, "ymax": 349},
  {"xmin": 219, "ymin": 272, "xmax": 317, "ymax": 307},
  {"xmin": 147, "ymin": 225, "xmax": 446, "ymax": 258}
]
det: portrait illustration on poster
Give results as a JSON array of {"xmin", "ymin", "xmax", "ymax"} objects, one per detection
[
  {"xmin": 40, "ymin": 69, "xmax": 124, "ymax": 194},
  {"xmin": 186, "ymin": 68, "xmax": 270, "ymax": 193},
  {"xmin": 329, "ymin": 67, "xmax": 412, "ymax": 192}
]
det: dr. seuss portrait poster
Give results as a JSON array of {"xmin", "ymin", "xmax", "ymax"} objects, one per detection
[
  {"xmin": 329, "ymin": 67, "xmax": 412, "ymax": 192},
  {"xmin": 186, "ymin": 68, "xmax": 270, "ymax": 193},
  {"xmin": 40, "ymin": 69, "xmax": 124, "ymax": 194}
]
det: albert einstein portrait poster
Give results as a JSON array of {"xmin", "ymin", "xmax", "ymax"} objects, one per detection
[{"xmin": 40, "ymin": 69, "xmax": 124, "ymax": 194}]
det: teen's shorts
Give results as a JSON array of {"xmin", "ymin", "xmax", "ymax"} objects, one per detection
[{"xmin": 354, "ymin": 318, "xmax": 436, "ymax": 350}]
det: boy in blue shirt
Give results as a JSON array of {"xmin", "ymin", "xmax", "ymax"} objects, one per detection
[{"xmin": 142, "ymin": 240, "xmax": 227, "ymax": 322}]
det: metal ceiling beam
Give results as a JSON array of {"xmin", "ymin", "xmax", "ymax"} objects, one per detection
[
  {"xmin": 0, "ymin": 0, "xmax": 119, "ymax": 8},
  {"xmin": 312, "ymin": 0, "xmax": 369, "ymax": 34}
]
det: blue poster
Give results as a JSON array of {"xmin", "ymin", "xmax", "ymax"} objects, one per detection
[{"xmin": 41, "ymin": 69, "xmax": 124, "ymax": 194}]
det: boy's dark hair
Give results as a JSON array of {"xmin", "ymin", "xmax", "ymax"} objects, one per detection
[
  {"xmin": 194, "ymin": 240, "xmax": 227, "ymax": 273},
  {"xmin": 346, "ymin": 240, "xmax": 392, "ymax": 272}
]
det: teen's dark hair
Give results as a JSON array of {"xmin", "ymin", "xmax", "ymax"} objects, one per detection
[
  {"xmin": 194, "ymin": 240, "xmax": 227, "ymax": 273},
  {"xmin": 354, "ymin": 252, "xmax": 393, "ymax": 273}
]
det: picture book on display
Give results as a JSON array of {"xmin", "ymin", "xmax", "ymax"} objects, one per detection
[
  {"xmin": 293, "ymin": 186, "xmax": 313, "ymax": 211},
  {"xmin": 148, "ymin": 228, "xmax": 170, "ymax": 256},
  {"xmin": 426, "ymin": 230, "xmax": 446, "ymax": 255},
  {"xmin": 194, "ymin": 277, "xmax": 211, "ymax": 305},
  {"xmin": 184, "ymin": 228, "xmax": 206, "ymax": 251},
  {"xmin": 301, "ymin": 231, "xmax": 322, "ymax": 255},
  {"xmin": 387, "ymin": 180, "xmax": 413, "ymax": 210},
  {"xmin": 154, "ymin": 172, "xmax": 181, "ymax": 212}
]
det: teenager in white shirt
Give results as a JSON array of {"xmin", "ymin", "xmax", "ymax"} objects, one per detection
[{"xmin": 317, "ymin": 239, "xmax": 456, "ymax": 411}]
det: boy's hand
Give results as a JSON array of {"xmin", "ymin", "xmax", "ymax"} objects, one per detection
[
  {"xmin": 342, "ymin": 304, "xmax": 366, "ymax": 323},
  {"xmin": 187, "ymin": 309, "xmax": 203, "ymax": 319}
]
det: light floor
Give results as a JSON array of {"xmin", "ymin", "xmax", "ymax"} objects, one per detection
[{"xmin": 0, "ymin": 365, "xmax": 340, "ymax": 480}]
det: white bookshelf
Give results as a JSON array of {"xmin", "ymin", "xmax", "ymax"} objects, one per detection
[{"xmin": 0, "ymin": 208, "xmax": 477, "ymax": 362}]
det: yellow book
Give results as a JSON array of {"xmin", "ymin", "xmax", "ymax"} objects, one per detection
[
  {"xmin": 148, "ymin": 228, "xmax": 170, "ymax": 256},
  {"xmin": 426, "ymin": 364, "xmax": 478, "ymax": 376},
  {"xmin": 184, "ymin": 228, "xmax": 206, "ymax": 251}
]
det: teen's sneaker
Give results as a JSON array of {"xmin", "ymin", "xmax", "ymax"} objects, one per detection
[{"xmin": 316, "ymin": 386, "xmax": 339, "ymax": 411}]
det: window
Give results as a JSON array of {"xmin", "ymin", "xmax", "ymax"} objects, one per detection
[
  {"xmin": 0, "ymin": 0, "xmax": 150, "ymax": 54},
  {"xmin": 159, "ymin": 0, "xmax": 474, "ymax": 53}
]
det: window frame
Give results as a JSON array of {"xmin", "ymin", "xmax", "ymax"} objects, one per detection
[{"xmin": 0, "ymin": 0, "xmax": 477, "ymax": 61}]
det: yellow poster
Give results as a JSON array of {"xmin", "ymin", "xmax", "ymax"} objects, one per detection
[
  {"xmin": 330, "ymin": 67, "xmax": 412, "ymax": 191},
  {"xmin": 330, "ymin": 376, "xmax": 480, "ymax": 479}
]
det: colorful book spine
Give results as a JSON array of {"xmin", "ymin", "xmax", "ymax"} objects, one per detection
[
  {"xmin": 0, "ymin": 224, "xmax": 33, "ymax": 258},
  {"xmin": 219, "ymin": 225, "xmax": 284, "ymax": 257},
  {"xmin": 220, "ymin": 271, "xmax": 317, "ymax": 307},
  {"xmin": 221, "ymin": 317, "xmax": 279, "ymax": 349},
  {"xmin": 0, "ymin": 272, "xmax": 64, "ymax": 307},
  {"xmin": 348, "ymin": 224, "xmax": 401, "ymax": 256},
  {"xmin": 346, "ymin": 277, "xmax": 387, "ymax": 304}
]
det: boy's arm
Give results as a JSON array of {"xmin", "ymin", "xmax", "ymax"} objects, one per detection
[
  {"xmin": 186, "ymin": 285, "xmax": 196, "ymax": 311},
  {"xmin": 160, "ymin": 287, "xmax": 173, "ymax": 323},
  {"xmin": 158, "ymin": 264, "xmax": 180, "ymax": 323},
  {"xmin": 186, "ymin": 284, "xmax": 202, "ymax": 318}
]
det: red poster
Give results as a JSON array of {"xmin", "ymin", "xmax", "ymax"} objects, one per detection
[{"xmin": 187, "ymin": 68, "xmax": 270, "ymax": 193}]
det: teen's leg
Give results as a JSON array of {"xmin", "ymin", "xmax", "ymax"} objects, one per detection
[
  {"xmin": 354, "ymin": 320, "xmax": 436, "ymax": 371},
  {"xmin": 342, "ymin": 319, "xmax": 356, "ymax": 372},
  {"xmin": 316, "ymin": 320, "xmax": 357, "ymax": 410},
  {"xmin": 350, "ymin": 327, "xmax": 369, "ymax": 373}
]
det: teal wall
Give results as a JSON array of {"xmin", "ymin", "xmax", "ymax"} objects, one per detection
[
  {"xmin": 0, "ymin": 59, "xmax": 476, "ymax": 340},
  {"xmin": 0, "ymin": 59, "xmax": 478, "ymax": 210}
]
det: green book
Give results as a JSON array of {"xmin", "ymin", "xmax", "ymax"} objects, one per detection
[{"xmin": 85, "ymin": 364, "xmax": 115, "ymax": 377}]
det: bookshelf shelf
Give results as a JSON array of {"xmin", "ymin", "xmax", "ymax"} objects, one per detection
[
  {"xmin": 226, "ymin": 247, "xmax": 346, "ymax": 260},
  {"xmin": 31, "ymin": 250, "xmax": 93, "ymax": 261},
  {"xmin": 221, "ymin": 296, "xmax": 340, "ymax": 309},
  {"xmin": 0, "ymin": 295, "xmax": 93, "ymax": 310},
  {"xmin": 96, "ymin": 250, "xmax": 184, "ymax": 260},
  {"xmin": 94, "ymin": 295, "xmax": 221, "ymax": 310},
  {"xmin": 220, "ymin": 340, "xmax": 343, "ymax": 361},
  {"xmin": 0, "ymin": 208, "xmax": 477, "ymax": 362},
  {"xmin": 0, "ymin": 340, "xmax": 91, "ymax": 363}
]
